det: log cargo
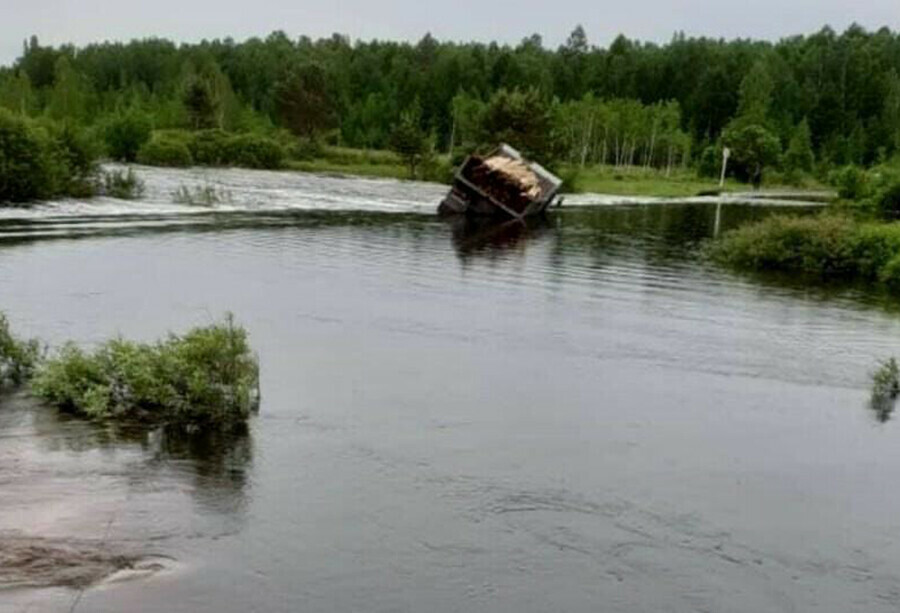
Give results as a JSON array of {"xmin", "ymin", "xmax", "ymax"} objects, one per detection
[{"xmin": 438, "ymin": 144, "xmax": 563, "ymax": 219}]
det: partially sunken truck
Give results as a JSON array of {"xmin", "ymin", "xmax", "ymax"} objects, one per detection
[{"xmin": 438, "ymin": 144, "xmax": 563, "ymax": 219}]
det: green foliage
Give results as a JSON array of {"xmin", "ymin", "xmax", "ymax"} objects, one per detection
[
  {"xmin": 710, "ymin": 213, "xmax": 900, "ymax": 286},
  {"xmin": 0, "ymin": 313, "xmax": 41, "ymax": 387},
  {"xmin": 104, "ymin": 111, "xmax": 152, "ymax": 162},
  {"xmin": 223, "ymin": 133, "xmax": 285, "ymax": 169},
  {"xmin": 555, "ymin": 96, "xmax": 690, "ymax": 170},
  {"xmin": 101, "ymin": 168, "xmax": 145, "ymax": 200},
  {"xmin": 784, "ymin": 119, "xmax": 815, "ymax": 173},
  {"xmin": 46, "ymin": 56, "xmax": 89, "ymax": 123},
  {"xmin": 697, "ymin": 145, "xmax": 722, "ymax": 178},
  {"xmin": 390, "ymin": 103, "xmax": 429, "ymax": 178},
  {"xmin": 479, "ymin": 88, "xmax": 557, "ymax": 162},
  {"xmin": 31, "ymin": 315, "xmax": 260, "ymax": 430},
  {"xmin": 879, "ymin": 252, "xmax": 900, "ymax": 290},
  {"xmin": 0, "ymin": 109, "xmax": 98, "ymax": 203},
  {"xmin": 8, "ymin": 27, "xmax": 900, "ymax": 179},
  {"xmin": 735, "ymin": 61, "xmax": 774, "ymax": 125},
  {"xmin": 722, "ymin": 123, "xmax": 781, "ymax": 187},
  {"xmin": 274, "ymin": 63, "xmax": 335, "ymax": 138},
  {"xmin": 182, "ymin": 77, "xmax": 218, "ymax": 130},
  {"xmin": 137, "ymin": 136, "xmax": 193, "ymax": 167},
  {"xmin": 0, "ymin": 109, "xmax": 57, "ymax": 202},
  {"xmin": 830, "ymin": 165, "xmax": 870, "ymax": 200},
  {"xmin": 0, "ymin": 72, "xmax": 34, "ymax": 115},
  {"xmin": 874, "ymin": 179, "xmax": 900, "ymax": 221},
  {"xmin": 187, "ymin": 129, "xmax": 231, "ymax": 165}
]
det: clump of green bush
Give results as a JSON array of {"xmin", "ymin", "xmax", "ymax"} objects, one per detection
[
  {"xmin": 187, "ymin": 129, "xmax": 231, "ymax": 166},
  {"xmin": 137, "ymin": 136, "xmax": 194, "ymax": 167},
  {"xmin": 223, "ymin": 133, "xmax": 285, "ymax": 169},
  {"xmin": 709, "ymin": 214, "xmax": 900, "ymax": 286},
  {"xmin": 101, "ymin": 168, "xmax": 145, "ymax": 200},
  {"xmin": 0, "ymin": 109, "xmax": 99, "ymax": 203},
  {"xmin": 827, "ymin": 163, "xmax": 900, "ymax": 221},
  {"xmin": 104, "ymin": 111, "xmax": 153, "ymax": 162},
  {"xmin": 31, "ymin": 315, "xmax": 260, "ymax": 430},
  {"xmin": 0, "ymin": 313, "xmax": 42, "ymax": 387},
  {"xmin": 134, "ymin": 129, "xmax": 285, "ymax": 170}
]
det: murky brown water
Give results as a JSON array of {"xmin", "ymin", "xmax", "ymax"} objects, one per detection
[{"xmin": 2, "ymin": 168, "xmax": 900, "ymax": 612}]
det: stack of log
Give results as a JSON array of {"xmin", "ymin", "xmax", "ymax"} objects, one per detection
[{"xmin": 465, "ymin": 155, "xmax": 543, "ymax": 213}]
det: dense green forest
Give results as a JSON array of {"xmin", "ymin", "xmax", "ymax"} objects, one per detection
[{"xmin": 1, "ymin": 24, "xmax": 900, "ymax": 200}]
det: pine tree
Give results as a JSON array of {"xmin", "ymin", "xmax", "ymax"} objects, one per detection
[{"xmin": 784, "ymin": 119, "xmax": 815, "ymax": 173}]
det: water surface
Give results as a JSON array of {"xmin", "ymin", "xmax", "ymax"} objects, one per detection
[{"xmin": 2, "ymin": 168, "xmax": 899, "ymax": 612}]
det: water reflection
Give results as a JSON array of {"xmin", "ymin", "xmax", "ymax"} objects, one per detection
[
  {"xmin": 4, "ymin": 394, "xmax": 253, "ymax": 523},
  {"xmin": 149, "ymin": 425, "xmax": 254, "ymax": 515},
  {"xmin": 870, "ymin": 394, "xmax": 896, "ymax": 423},
  {"xmin": 446, "ymin": 215, "xmax": 553, "ymax": 261}
]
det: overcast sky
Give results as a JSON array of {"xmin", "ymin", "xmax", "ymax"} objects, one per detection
[{"xmin": 1, "ymin": 0, "xmax": 898, "ymax": 66}]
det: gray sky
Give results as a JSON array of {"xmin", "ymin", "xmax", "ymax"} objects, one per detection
[{"xmin": 1, "ymin": 0, "xmax": 898, "ymax": 66}]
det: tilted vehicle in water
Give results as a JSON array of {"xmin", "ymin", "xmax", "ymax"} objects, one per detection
[{"xmin": 438, "ymin": 144, "xmax": 563, "ymax": 219}]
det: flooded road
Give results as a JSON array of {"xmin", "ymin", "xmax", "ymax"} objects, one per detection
[{"xmin": 2, "ymin": 167, "xmax": 900, "ymax": 612}]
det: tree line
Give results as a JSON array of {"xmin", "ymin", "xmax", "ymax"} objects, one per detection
[{"xmin": 1, "ymin": 24, "xmax": 899, "ymax": 181}]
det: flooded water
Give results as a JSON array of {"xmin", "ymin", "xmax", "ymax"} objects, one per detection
[{"xmin": 3, "ymin": 166, "xmax": 900, "ymax": 612}]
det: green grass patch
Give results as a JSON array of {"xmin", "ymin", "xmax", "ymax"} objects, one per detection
[
  {"xmin": 562, "ymin": 165, "xmax": 739, "ymax": 197},
  {"xmin": 31, "ymin": 315, "xmax": 260, "ymax": 431},
  {"xmin": 288, "ymin": 146, "xmax": 452, "ymax": 182},
  {"xmin": 562, "ymin": 164, "xmax": 827, "ymax": 197}
]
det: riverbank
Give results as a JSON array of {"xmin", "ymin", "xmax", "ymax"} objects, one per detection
[{"xmin": 288, "ymin": 146, "xmax": 829, "ymax": 199}]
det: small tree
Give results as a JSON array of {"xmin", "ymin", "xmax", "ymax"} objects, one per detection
[
  {"xmin": 723, "ymin": 123, "xmax": 781, "ymax": 188},
  {"xmin": 478, "ymin": 88, "xmax": 557, "ymax": 162},
  {"xmin": 46, "ymin": 56, "xmax": 89, "ymax": 123},
  {"xmin": 104, "ymin": 110, "xmax": 152, "ymax": 162},
  {"xmin": 390, "ymin": 104, "xmax": 428, "ymax": 178},
  {"xmin": 182, "ymin": 77, "xmax": 218, "ymax": 130},
  {"xmin": 274, "ymin": 63, "xmax": 336, "ymax": 140},
  {"xmin": 736, "ymin": 61, "xmax": 774, "ymax": 126},
  {"xmin": 784, "ymin": 118, "xmax": 815, "ymax": 174}
]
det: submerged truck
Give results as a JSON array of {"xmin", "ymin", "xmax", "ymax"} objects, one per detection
[{"xmin": 438, "ymin": 144, "xmax": 563, "ymax": 219}]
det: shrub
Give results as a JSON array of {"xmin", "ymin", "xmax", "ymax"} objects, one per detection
[
  {"xmin": 31, "ymin": 315, "xmax": 260, "ymax": 430},
  {"xmin": 879, "ymin": 253, "xmax": 900, "ymax": 290},
  {"xmin": 0, "ymin": 110, "xmax": 99, "ymax": 203},
  {"xmin": 137, "ymin": 137, "xmax": 193, "ymax": 167},
  {"xmin": 188, "ymin": 129, "xmax": 231, "ymax": 166},
  {"xmin": 104, "ymin": 111, "xmax": 152, "ymax": 162},
  {"xmin": 710, "ymin": 213, "xmax": 900, "ymax": 290},
  {"xmin": 709, "ymin": 214, "xmax": 858, "ymax": 275},
  {"xmin": 289, "ymin": 137, "xmax": 324, "ymax": 161},
  {"xmin": 224, "ymin": 133, "xmax": 285, "ymax": 169},
  {"xmin": 697, "ymin": 145, "xmax": 722, "ymax": 179},
  {"xmin": 0, "ymin": 313, "xmax": 42, "ymax": 387},
  {"xmin": 830, "ymin": 165, "xmax": 870, "ymax": 200},
  {"xmin": 0, "ymin": 110, "xmax": 58, "ymax": 203},
  {"xmin": 874, "ymin": 180, "xmax": 900, "ymax": 221},
  {"xmin": 101, "ymin": 168, "xmax": 145, "ymax": 200}
]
